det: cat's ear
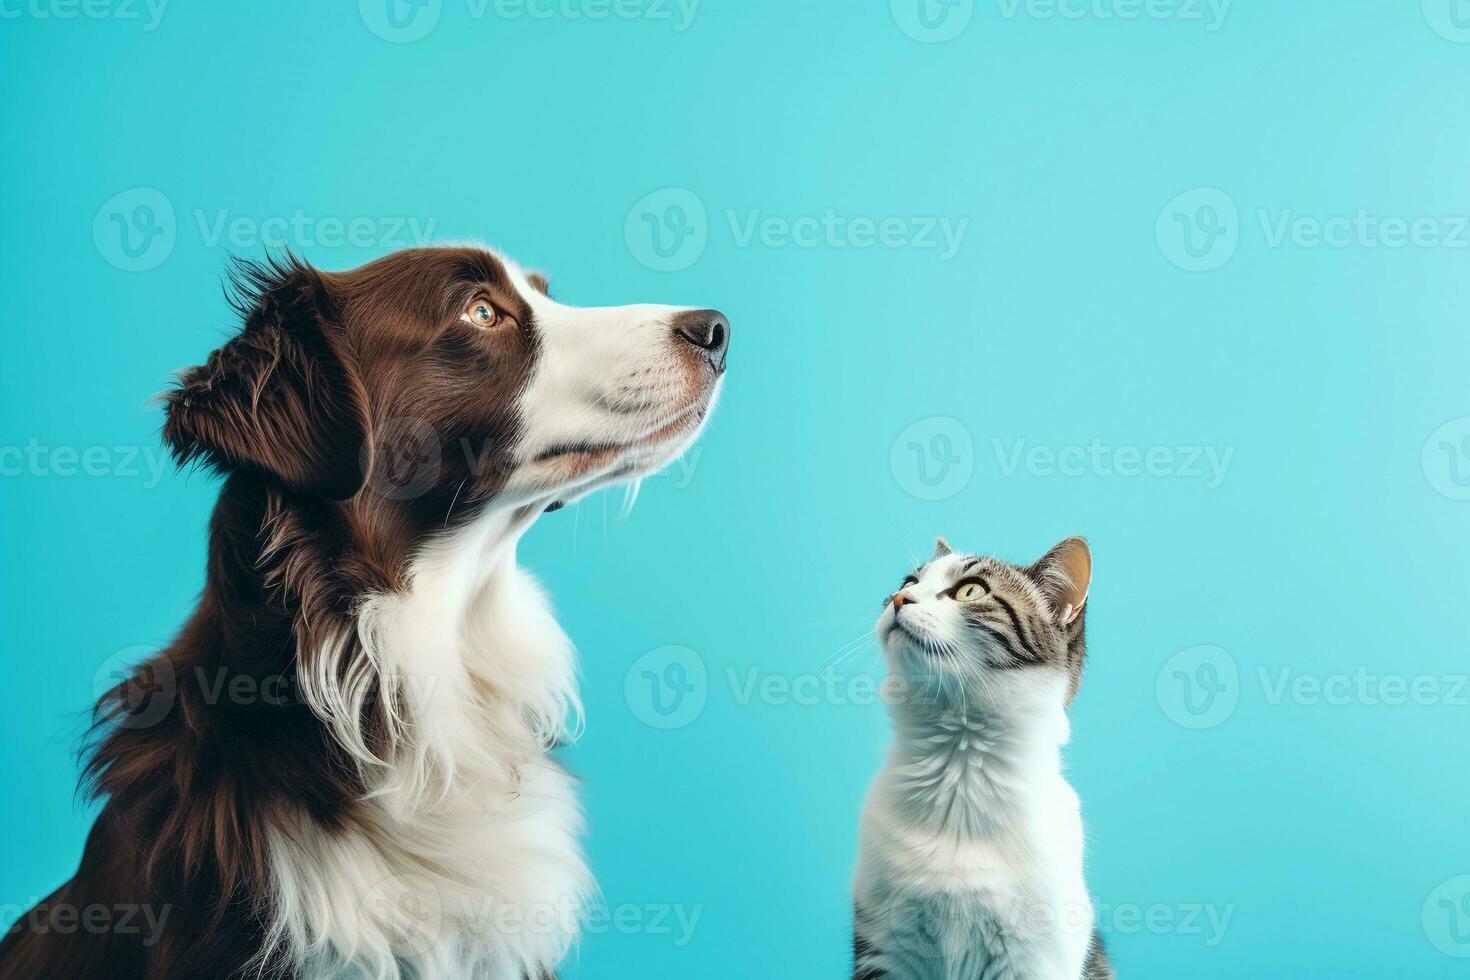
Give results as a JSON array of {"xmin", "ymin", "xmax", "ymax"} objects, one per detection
[
  {"xmin": 163, "ymin": 256, "xmax": 369, "ymax": 500},
  {"xmin": 1027, "ymin": 537, "xmax": 1091, "ymax": 626},
  {"xmin": 932, "ymin": 537, "xmax": 952, "ymax": 559}
]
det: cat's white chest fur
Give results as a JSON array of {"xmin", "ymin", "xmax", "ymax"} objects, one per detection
[{"xmin": 854, "ymin": 686, "xmax": 1095, "ymax": 980}]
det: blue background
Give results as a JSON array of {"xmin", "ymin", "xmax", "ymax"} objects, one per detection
[{"xmin": 3, "ymin": 1, "xmax": 1469, "ymax": 976}]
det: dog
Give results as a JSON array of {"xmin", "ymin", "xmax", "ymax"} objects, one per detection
[{"xmin": 0, "ymin": 247, "xmax": 728, "ymax": 979}]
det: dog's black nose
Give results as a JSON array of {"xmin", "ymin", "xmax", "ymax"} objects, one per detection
[{"xmin": 672, "ymin": 309, "xmax": 729, "ymax": 373}]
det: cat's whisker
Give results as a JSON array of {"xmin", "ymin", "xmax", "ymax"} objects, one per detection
[
  {"xmin": 880, "ymin": 517, "xmax": 922, "ymax": 572},
  {"xmin": 829, "ymin": 641, "xmax": 882, "ymax": 677},
  {"xmin": 820, "ymin": 631, "xmax": 878, "ymax": 671},
  {"xmin": 849, "ymin": 647, "xmax": 885, "ymax": 694},
  {"xmin": 804, "ymin": 612, "xmax": 885, "ymax": 626}
]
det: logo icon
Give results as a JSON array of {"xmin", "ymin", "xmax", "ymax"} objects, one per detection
[
  {"xmin": 1424, "ymin": 875, "xmax": 1470, "ymax": 957},
  {"xmin": 93, "ymin": 188, "xmax": 176, "ymax": 272},
  {"xmin": 361, "ymin": 873, "xmax": 443, "ymax": 957},
  {"xmin": 891, "ymin": 0, "xmax": 975, "ymax": 43},
  {"xmin": 360, "ymin": 0, "xmax": 442, "ymax": 43},
  {"xmin": 1156, "ymin": 645, "xmax": 1239, "ymax": 730},
  {"xmin": 1423, "ymin": 0, "xmax": 1470, "ymax": 43},
  {"xmin": 624, "ymin": 645, "xmax": 708, "ymax": 730},
  {"xmin": 91, "ymin": 645, "xmax": 174, "ymax": 730},
  {"xmin": 364, "ymin": 417, "xmax": 443, "ymax": 502},
  {"xmin": 625, "ymin": 188, "xmax": 708, "ymax": 272},
  {"xmin": 889, "ymin": 417, "xmax": 974, "ymax": 501},
  {"xmin": 1423, "ymin": 417, "xmax": 1470, "ymax": 501},
  {"xmin": 1156, "ymin": 188, "xmax": 1240, "ymax": 272}
]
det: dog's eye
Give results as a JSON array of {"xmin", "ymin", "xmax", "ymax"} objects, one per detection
[
  {"xmin": 953, "ymin": 581, "xmax": 986, "ymax": 602},
  {"xmin": 462, "ymin": 297, "xmax": 500, "ymax": 329}
]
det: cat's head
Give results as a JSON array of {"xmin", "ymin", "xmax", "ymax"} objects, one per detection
[{"xmin": 876, "ymin": 536, "xmax": 1094, "ymax": 707}]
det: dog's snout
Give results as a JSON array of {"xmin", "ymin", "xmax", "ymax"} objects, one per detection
[{"xmin": 672, "ymin": 309, "xmax": 729, "ymax": 373}]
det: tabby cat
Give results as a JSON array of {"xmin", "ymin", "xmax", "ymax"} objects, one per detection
[{"xmin": 853, "ymin": 536, "xmax": 1113, "ymax": 980}]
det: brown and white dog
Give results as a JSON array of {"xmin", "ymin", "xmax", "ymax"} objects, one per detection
[{"xmin": 0, "ymin": 247, "xmax": 728, "ymax": 979}]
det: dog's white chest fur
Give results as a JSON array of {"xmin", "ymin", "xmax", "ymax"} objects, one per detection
[
  {"xmin": 273, "ymin": 514, "xmax": 592, "ymax": 980},
  {"xmin": 854, "ymin": 695, "xmax": 1094, "ymax": 980}
]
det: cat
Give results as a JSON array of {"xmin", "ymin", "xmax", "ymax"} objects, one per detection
[{"xmin": 852, "ymin": 536, "xmax": 1113, "ymax": 980}]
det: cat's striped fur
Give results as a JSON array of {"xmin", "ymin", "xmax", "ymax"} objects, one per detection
[{"xmin": 853, "ymin": 537, "xmax": 1114, "ymax": 980}]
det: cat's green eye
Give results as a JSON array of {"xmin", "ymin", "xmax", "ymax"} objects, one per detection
[{"xmin": 953, "ymin": 581, "xmax": 986, "ymax": 602}]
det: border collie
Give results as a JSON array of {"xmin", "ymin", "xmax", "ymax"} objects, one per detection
[{"xmin": 0, "ymin": 247, "xmax": 728, "ymax": 979}]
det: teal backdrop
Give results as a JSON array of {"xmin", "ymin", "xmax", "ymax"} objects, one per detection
[{"xmin": 3, "ymin": 1, "xmax": 1470, "ymax": 976}]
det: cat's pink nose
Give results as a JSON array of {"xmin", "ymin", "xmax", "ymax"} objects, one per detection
[{"xmin": 892, "ymin": 592, "xmax": 914, "ymax": 611}]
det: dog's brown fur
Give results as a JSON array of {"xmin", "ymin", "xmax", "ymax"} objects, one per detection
[{"xmin": 2, "ymin": 249, "xmax": 580, "ymax": 979}]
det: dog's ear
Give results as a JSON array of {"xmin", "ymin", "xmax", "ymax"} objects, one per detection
[{"xmin": 163, "ymin": 256, "xmax": 368, "ymax": 500}]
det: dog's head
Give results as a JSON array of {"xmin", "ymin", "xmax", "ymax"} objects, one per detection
[{"xmin": 163, "ymin": 247, "xmax": 727, "ymax": 527}]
